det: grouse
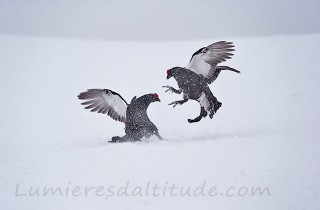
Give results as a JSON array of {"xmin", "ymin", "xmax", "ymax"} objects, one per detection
[
  {"xmin": 78, "ymin": 89, "xmax": 163, "ymax": 142},
  {"xmin": 163, "ymin": 41, "xmax": 240, "ymax": 123}
]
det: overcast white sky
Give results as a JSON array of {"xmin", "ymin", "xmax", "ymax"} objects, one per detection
[{"xmin": 0, "ymin": 0, "xmax": 320, "ymax": 41}]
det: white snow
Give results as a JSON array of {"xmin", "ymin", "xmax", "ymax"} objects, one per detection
[{"xmin": 0, "ymin": 34, "xmax": 319, "ymax": 210}]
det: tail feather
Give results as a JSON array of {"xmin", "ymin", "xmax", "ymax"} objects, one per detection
[
  {"xmin": 207, "ymin": 65, "xmax": 240, "ymax": 84},
  {"xmin": 216, "ymin": 66, "xmax": 240, "ymax": 74}
]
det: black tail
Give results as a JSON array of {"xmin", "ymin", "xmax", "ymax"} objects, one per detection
[{"xmin": 216, "ymin": 66, "xmax": 240, "ymax": 74}]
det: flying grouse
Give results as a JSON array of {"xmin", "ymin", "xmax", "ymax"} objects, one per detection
[
  {"xmin": 78, "ymin": 89, "xmax": 163, "ymax": 142},
  {"xmin": 163, "ymin": 41, "xmax": 240, "ymax": 123}
]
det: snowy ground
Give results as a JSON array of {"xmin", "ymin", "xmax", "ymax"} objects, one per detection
[{"xmin": 0, "ymin": 34, "xmax": 319, "ymax": 210}]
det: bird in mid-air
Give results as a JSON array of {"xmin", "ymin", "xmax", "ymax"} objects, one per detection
[
  {"xmin": 78, "ymin": 89, "xmax": 163, "ymax": 142},
  {"xmin": 163, "ymin": 41, "xmax": 240, "ymax": 123}
]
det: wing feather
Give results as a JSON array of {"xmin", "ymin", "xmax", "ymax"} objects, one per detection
[
  {"xmin": 185, "ymin": 41, "xmax": 235, "ymax": 84},
  {"xmin": 78, "ymin": 89, "xmax": 128, "ymax": 123}
]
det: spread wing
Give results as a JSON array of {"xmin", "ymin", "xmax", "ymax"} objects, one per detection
[
  {"xmin": 185, "ymin": 41, "xmax": 235, "ymax": 84},
  {"xmin": 78, "ymin": 89, "xmax": 128, "ymax": 123}
]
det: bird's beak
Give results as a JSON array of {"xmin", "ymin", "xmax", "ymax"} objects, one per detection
[
  {"xmin": 166, "ymin": 74, "xmax": 171, "ymax": 79},
  {"xmin": 156, "ymin": 98, "xmax": 161, "ymax": 102}
]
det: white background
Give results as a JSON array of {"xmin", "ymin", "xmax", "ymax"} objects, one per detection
[{"xmin": 0, "ymin": 1, "xmax": 319, "ymax": 209}]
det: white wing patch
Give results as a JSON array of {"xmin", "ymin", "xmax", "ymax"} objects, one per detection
[
  {"xmin": 102, "ymin": 91, "xmax": 127, "ymax": 120},
  {"xmin": 78, "ymin": 89, "xmax": 128, "ymax": 123},
  {"xmin": 186, "ymin": 52, "xmax": 211, "ymax": 77},
  {"xmin": 185, "ymin": 41, "xmax": 235, "ymax": 84}
]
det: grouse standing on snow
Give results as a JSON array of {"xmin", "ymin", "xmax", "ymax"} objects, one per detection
[
  {"xmin": 78, "ymin": 89, "xmax": 163, "ymax": 142},
  {"xmin": 163, "ymin": 41, "xmax": 240, "ymax": 123}
]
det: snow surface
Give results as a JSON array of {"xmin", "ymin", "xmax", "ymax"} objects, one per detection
[{"xmin": 0, "ymin": 34, "xmax": 319, "ymax": 210}]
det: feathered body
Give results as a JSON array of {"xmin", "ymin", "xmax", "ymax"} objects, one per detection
[
  {"xmin": 166, "ymin": 67, "xmax": 221, "ymax": 122},
  {"xmin": 78, "ymin": 89, "xmax": 162, "ymax": 142},
  {"xmin": 124, "ymin": 95, "xmax": 161, "ymax": 141},
  {"xmin": 164, "ymin": 41, "xmax": 240, "ymax": 123}
]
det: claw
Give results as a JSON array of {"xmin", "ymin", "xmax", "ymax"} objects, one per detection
[
  {"xmin": 162, "ymin": 85, "xmax": 174, "ymax": 93},
  {"xmin": 162, "ymin": 85, "xmax": 171, "ymax": 90},
  {"xmin": 168, "ymin": 101, "xmax": 179, "ymax": 108}
]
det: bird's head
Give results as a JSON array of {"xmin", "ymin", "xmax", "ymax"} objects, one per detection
[
  {"xmin": 135, "ymin": 93, "xmax": 160, "ymax": 107},
  {"xmin": 166, "ymin": 67, "xmax": 181, "ymax": 79},
  {"xmin": 150, "ymin": 93, "xmax": 160, "ymax": 102}
]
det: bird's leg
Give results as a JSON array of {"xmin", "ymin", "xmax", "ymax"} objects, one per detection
[
  {"xmin": 162, "ymin": 85, "xmax": 182, "ymax": 94},
  {"xmin": 168, "ymin": 99, "xmax": 188, "ymax": 108},
  {"xmin": 188, "ymin": 107, "xmax": 208, "ymax": 123},
  {"xmin": 209, "ymin": 100, "xmax": 222, "ymax": 119}
]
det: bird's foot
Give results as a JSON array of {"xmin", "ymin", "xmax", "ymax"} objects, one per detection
[
  {"xmin": 168, "ymin": 101, "xmax": 180, "ymax": 108},
  {"xmin": 162, "ymin": 85, "xmax": 181, "ymax": 94},
  {"xmin": 168, "ymin": 99, "xmax": 187, "ymax": 108}
]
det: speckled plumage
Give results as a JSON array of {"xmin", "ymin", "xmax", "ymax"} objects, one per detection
[{"xmin": 78, "ymin": 89, "xmax": 162, "ymax": 142}]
